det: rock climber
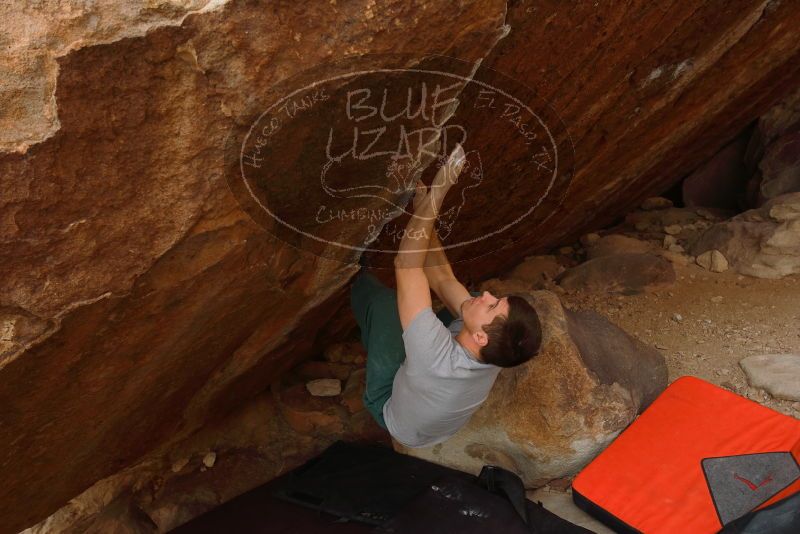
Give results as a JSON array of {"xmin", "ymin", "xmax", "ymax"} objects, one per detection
[{"xmin": 350, "ymin": 144, "xmax": 543, "ymax": 448}]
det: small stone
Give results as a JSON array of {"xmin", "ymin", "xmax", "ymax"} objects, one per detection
[
  {"xmin": 663, "ymin": 235, "xmax": 677, "ymax": 248},
  {"xmin": 739, "ymin": 354, "xmax": 800, "ymax": 401},
  {"xmin": 306, "ymin": 378, "xmax": 342, "ymax": 397},
  {"xmin": 668, "ymin": 244, "xmax": 685, "ymax": 253},
  {"xmin": 580, "ymin": 233, "xmax": 601, "ymax": 246},
  {"xmin": 657, "ymin": 250, "xmax": 689, "ymax": 266},
  {"xmin": 672, "ymin": 313, "xmax": 683, "ymax": 322},
  {"xmin": 171, "ymin": 458, "xmax": 189, "ymax": 473},
  {"xmin": 664, "ymin": 224, "xmax": 682, "ymax": 235},
  {"xmin": 696, "ymin": 250, "xmax": 728, "ymax": 273},
  {"xmin": 202, "ymin": 452, "xmax": 216, "ymax": 468},
  {"xmin": 558, "ymin": 246, "xmax": 574, "ymax": 255},
  {"xmin": 710, "ymin": 295, "xmax": 724, "ymax": 303},
  {"xmin": 641, "ymin": 197, "xmax": 674, "ymax": 210},
  {"xmin": 634, "ymin": 220, "xmax": 651, "ymax": 232},
  {"xmin": 696, "ymin": 208, "xmax": 717, "ymax": 221}
]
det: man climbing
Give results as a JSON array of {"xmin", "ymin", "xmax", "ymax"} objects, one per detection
[{"xmin": 350, "ymin": 144, "xmax": 543, "ymax": 448}]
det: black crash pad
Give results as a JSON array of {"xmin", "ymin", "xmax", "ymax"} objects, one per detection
[{"xmin": 172, "ymin": 441, "xmax": 591, "ymax": 533}]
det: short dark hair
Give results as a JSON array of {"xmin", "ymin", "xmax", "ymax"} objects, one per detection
[{"xmin": 479, "ymin": 295, "xmax": 542, "ymax": 368}]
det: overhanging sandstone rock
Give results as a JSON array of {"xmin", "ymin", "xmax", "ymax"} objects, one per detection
[
  {"xmin": 0, "ymin": 2, "xmax": 509, "ymax": 531},
  {"xmin": 396, "ymin": 290, "xmax": 667, "ymax": 486}
]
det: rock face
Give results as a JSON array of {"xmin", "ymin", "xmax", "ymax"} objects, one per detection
[
  {"xmin": 69, "ymin": 495, "xmax": 158, "ymax": 534},
  {"xmin": 747, "ymin": 86, "xmax": 800, "ymax": 205},
  {"xmin": 760, "ymin": 130, "xmax": 800, "ymax": 201},
  {"xmin": 3, "ymin": 1, "xmax": 800, "ymax": 531},
  {"xmin": 690, "ymin": 193, "xmax": 800, "ymax": 278},
  {"xmin": 445, "ymin": 0, "xmax": 800, "ymax": 279},
  {"xmin": 24, "ymin": 357, "xmax": 383, "ymax": 534},
  {"xmin": 0, "ymin": 2, "xmax": 508, "ymax": 531},
  {"xmin": 396, "ymin": 290, "xmax": 668, "ymax": 485},
  {"xmin": 0, "ymin": 1, "xmax": 231, "ymax": 154}
]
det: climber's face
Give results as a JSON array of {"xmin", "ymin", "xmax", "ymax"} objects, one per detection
[{"xmin": 460, "ymin": 291, "xmax": 509, "ymax": 346}]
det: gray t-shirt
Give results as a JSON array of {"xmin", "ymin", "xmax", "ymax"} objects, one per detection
[{"xmin": 383, "ymin": 307, "xmax": 501, "ymax": 448}]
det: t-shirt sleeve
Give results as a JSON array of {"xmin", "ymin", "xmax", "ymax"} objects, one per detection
[{"xmin": 401, "ymin": 307, "xmax": 455, "ymax": 370}]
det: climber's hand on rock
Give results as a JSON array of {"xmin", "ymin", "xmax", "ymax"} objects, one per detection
[{"xmin": 429, "ymin": 144, "xmax": 466, "ymax": 213}]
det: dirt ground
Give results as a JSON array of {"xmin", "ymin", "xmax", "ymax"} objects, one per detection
[{"xmin": 560, "ymin": 263, "xmax": 800, "ymax": 418}]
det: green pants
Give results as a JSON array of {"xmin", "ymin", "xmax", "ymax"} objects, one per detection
[{"xmin": 350, "ymin": 271, "xmax": 465, "ymax": 429}]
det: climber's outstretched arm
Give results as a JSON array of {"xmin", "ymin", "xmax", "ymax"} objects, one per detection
[
  {"xmin": 424, "ymin": 230, "xmax": 471, "ymax": 318},
  {"xmin": 396, "ymin": 145, "xmax": 465, "ymax": 330}
]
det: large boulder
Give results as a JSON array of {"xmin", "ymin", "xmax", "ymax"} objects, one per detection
[
  {"xmin": 506, "ymin": 255, "xmax": 565, "ymax": 288},
  {"xmin": 586, "ymin": 234, "xmax": 653, "ymax": 259},
  {"xmin": 557, "ymin": 253, "xmax": 676, "ymax": 294},
  {"xmin": 396, "ymin": 289, "xmax": 667, "ymax": 486},
  {"xmin": 690, "ymin": 192, "xmax": 800, "ymax": 279}
]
